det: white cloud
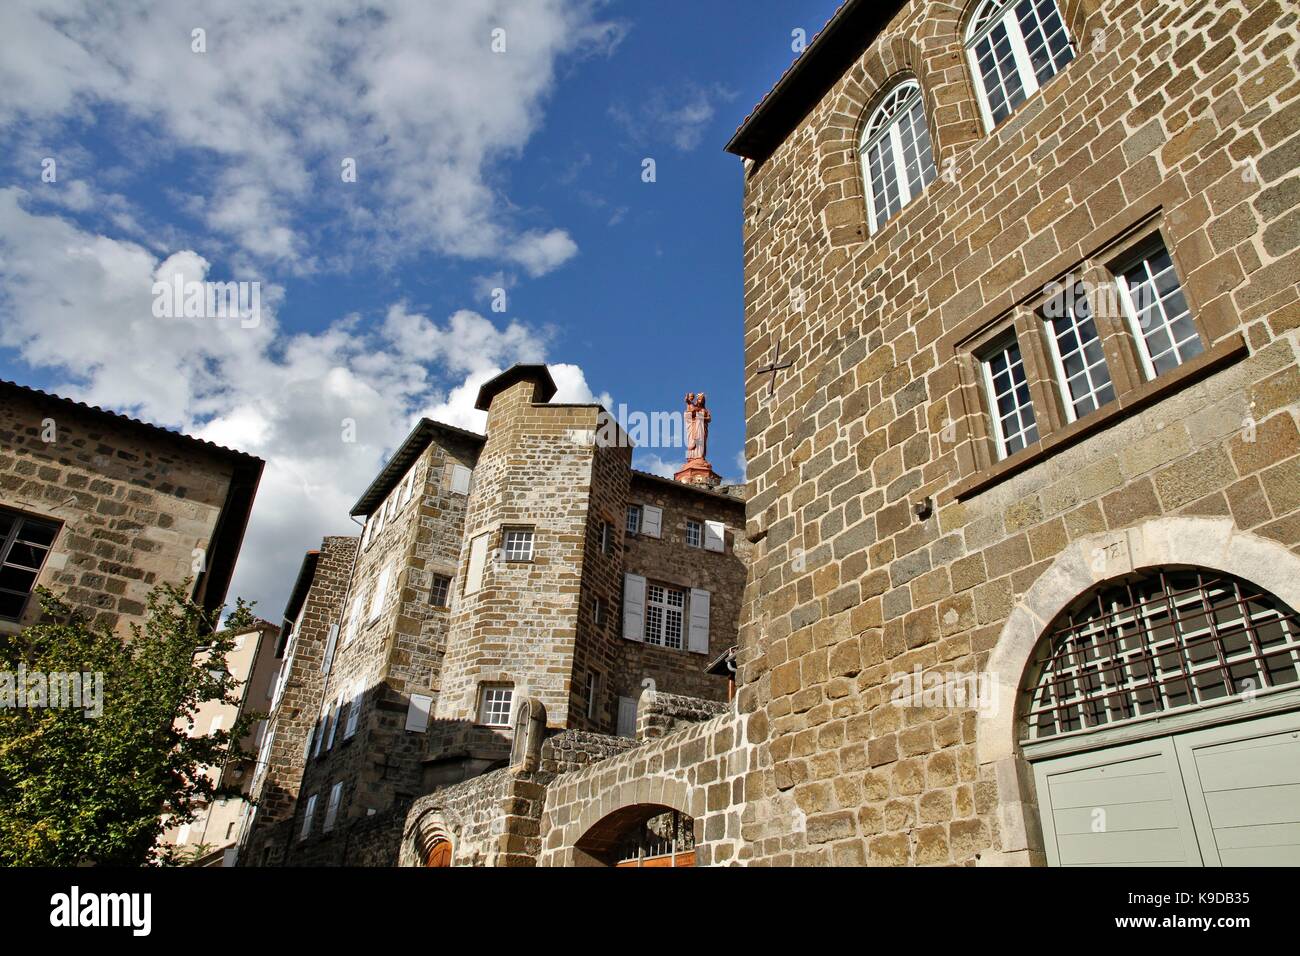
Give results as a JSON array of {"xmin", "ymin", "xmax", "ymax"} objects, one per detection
[
  {"xmin": 0, "ymin": 0, "xmax": 626, "ymax": 273},
  {"xmin": 610, "ymin": 82, "xmax": 738, "ymax": 153},
  {"xmin": 0, "ymin": 190, "xmax": 604, "ymax": 622},
  {"xmin": 633, "ymin": 452, "xmax": 679, "ymax": 479}
]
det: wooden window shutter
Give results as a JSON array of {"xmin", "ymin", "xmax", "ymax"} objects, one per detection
[
  {"xmin": 451, "ymin": 464, "xmax": 473, "ymax": 495},
  {"xmin": 617, "ymin": 696, "xmax": 638, "ymax": 739},
  {"xmin": 369, "ymin": 564, "xmax": 392, "ymax": 623},
  {"xmin": 345, "ymin": 686, "xmax": 362, "ymax": 738},
  {"xmin": 325, "ymin": 699, "xmax": 340, "ymax": 750},
  {"xmin": 406, "ymin": 693, "xmax": 433, "ymax": 733},
  {"xmin": 641, "ymin": 505, "xmax": 662, "ymax": 538},
  {"xmin": 688, "ymin": 588, "xmax": 711, "ymax": 654},
  {"xmin": 622, "ymin": 573, "xmax": 646, "ymax": 641},
  {"xmin": 465, "ymin": 533, "xmax": 488, "ymax": 595},
  {"xmin": 704, "ymin": 520, "xmax": 725, "ymax": 552},
  {"xmin": 321, "ymin": 623, "xmax": 340, "ymax": 673}
]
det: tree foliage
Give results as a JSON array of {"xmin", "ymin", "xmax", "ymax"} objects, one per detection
[{"xmin": 0, "ymin": 583, "xmax": 259, "ymax": 866}]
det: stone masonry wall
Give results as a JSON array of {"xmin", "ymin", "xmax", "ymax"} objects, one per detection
[
  {"xmin": 241, "ymin": 535, "xmax": 357, "ymax": 864},
  {"xmin": 737, "ymin": 0, "xmax": 1300, "ymax": 866},
  {"xmin": 0, "ymin": 387, "xmax": 241, "ymax": 633}
]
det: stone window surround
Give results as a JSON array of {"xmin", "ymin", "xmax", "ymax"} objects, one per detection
[
  {"xmin": 964, "ymin": 0, "xmax": 1077, "ymax": 133},
  {"xmin": 976, "ymin": 517, "xmax": 1300, "ymax": 866},
  {"xmin": 429, "ymin": 573, "xmax": 452, "ymax": 609},
  {"xmin": 949, "ymin": 208, "xmax": 1243, "ymax": 500}
]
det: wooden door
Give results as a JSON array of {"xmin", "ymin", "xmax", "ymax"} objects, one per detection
[{"xmin": 424, "ymin": 839, "xmax": 452, "ymax": 867}]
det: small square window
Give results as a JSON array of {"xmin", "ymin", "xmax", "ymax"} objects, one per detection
[
  {"xmin": 979, "ymin": 333, "xmax": 1039, "ymax": 459},
  {"xmin": 502, "ymin": 529, "xmax": 534, "ymax": 562},
  {"xmin": 685, "ymin": 519, "xmax": 702, "ymax": 548},
  {"xmin": 429, "ymin": 574, "xmax": 451, "ymax": 608},
  {"xmin": 479, "ymin": 686, "xmax": 514, "ymax": 727},
  {"xmin": 626, "ymin": 505, "xmax": 642, "ymax": 535}
]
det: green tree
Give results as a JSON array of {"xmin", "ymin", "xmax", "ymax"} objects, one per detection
[{"xmin": 0, "ymin": 583, "xmax": 260, "ymax": 866}]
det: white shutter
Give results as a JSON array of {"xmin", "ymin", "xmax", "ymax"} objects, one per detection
[
  {"xmin": 321, "ymin": 623, "xmax": 339, "ymax": 673},
  {"xmin": 704, "ymin": 520, "xmax": 725, "ymax": 552},
  {"xmin": 325, "ymin": 699, "xmax": 340, "ymax": 750},
  {"xmin": 177, "ymin": 822, "xmax": 191, "ymax": 845},
  {"xmin": 405, "ymin": 693, "xmax": 433, "ymax": 733},
  {"xmin": 688, "ymin": 588, "xmax": 711, "ymax": 654},
  {"xmin": 361, "ymin": 516, "xmax": 373, "ymax": 550},
  {"xmin": 369, "ymin": 564, "xmax": 392, "ymax": 623},
  {"xmin": 304, "ymin": 723, "xmax": 317, "ymax": 760},
  {"xmin": 402, "ymin": 469, "xmax": 416, "ymax": 505},
  {"xmin": 345, "ymin": 686, "xmax": 362, "ymax": 738},
  {"xmin": 622, "ymin": 573, "xmax": 646, "ymax": 641},
  {"xmin": 617, "ymin": 696, "xmax": 638, "ymax": 739},
  {"xmin": 300, "ymin": 795, "xmax": 317, "ymax": 839},
  {"xmin": 324, "ymin": 782, "xmax": 342, "ymax": 832},
  {"xmin": 465, "ymin": 533, "xmax": 488, "ymax": 595},
  {"xmin": 451, "ymin": 464, "xmax": 473, "ymax": 495},
  {"xmin": 641, "ymin": 505, "xmax": 662, "ymax": 538}
]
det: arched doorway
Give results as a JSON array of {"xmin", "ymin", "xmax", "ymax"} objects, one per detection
[
  {"xmin": 424, "ymin": 838, "xmax": 452, "ymax": 868},
  {"xmin": 575, "ymin": 804, "xmax": 697, "ymax": 867},
  {"xmin": 1021, "ymin": 567, "xmax": 1300, "ymax": 866}
]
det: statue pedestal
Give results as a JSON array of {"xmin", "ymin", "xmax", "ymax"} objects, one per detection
[{"xmin": 674, "ymin": 458, "xmax": 722, "ymax": 488}]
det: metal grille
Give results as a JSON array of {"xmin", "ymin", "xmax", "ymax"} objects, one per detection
[{"xmin": 1025, "ymin": 569, "xmax": 1300, "ymax": 740}]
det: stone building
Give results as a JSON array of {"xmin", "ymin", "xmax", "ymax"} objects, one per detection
[
  {"xmin": 394, "ymin": 0, "xmax": 1298, "ymax": 868},
  {"xmin": 239, "ymin": 366, "xmax": 749, "ymax": 865},
  {"xmin": 160, "ymin": 617, "xmax": 280, "ymax": 865},
  {"xmin": 0, "ymin": 379, "xmax": 262, "ymax": 635}
]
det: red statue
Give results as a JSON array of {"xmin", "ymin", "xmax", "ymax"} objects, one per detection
[{"xmin": 675, "ymin": 391, "xmax": 722, "ymax": 488}]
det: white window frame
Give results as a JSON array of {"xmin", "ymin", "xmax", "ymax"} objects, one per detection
[
  {"xmin": 685, "ymin": 519, "xmax": 702, "ymax": 548},
  {"xmin": 859, "ymin": 80, "xmax": 937, "ymax": 234},
  {"xmin": 644, "ymin": 582, "xmax": 686, "ymax": 650},
  {"xmin": 502, "ymin": 528, "xmax": 534, "ymax": 562},
  {"xmin": 1042, "ymin": 285, "xmax": 1115, "ymax": 423},
  {"xmin": 965, "ymin": 0, "xmax": 1075, "ymax": 132},
  {"xmin": 593, "ymin": 596, "xmax": 604, "ymax": 628},
  {"xmin": 626, "ymin": 504, "xmax": 642, "ymax": 535},
  {"xmin": 478, "ymin": 685, "xmax": 514, "ymax": 727},
  {"xmin": 1113, "ymin": 241, "xmax": 1204, "ymax": 382},
  {"xmin": 980, "ymin": 332, "xmax": 1039, "ymax": 460},
  {"xmin": 600, "ymin": 520, "xmax": 612, "ymax": 555}
]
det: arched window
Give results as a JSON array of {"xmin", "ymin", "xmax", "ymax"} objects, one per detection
[
  {"xmin": 1025, "ymin": 568, "xmax": 1300, "ymax": 740},
  {"xmin": 966, "ymin": 0, "xmax": 1076, "ymax": 130},
  {"xmin": 859, "ymin": 80, "xmax": 937, "ymax": 234}
]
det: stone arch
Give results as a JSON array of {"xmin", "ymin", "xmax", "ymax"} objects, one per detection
[
  {"xmin": 975, "ymin": 515, "xmax": 1300, "ymax": 865},
  {"xmin": 400, "ymin": 806, "xmax": 461, "ymax": 868},
  {"xmin": 547, "ymin": 775, "xmax": 699, "ymax": 867}
]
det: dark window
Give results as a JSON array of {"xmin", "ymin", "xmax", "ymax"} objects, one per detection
[
  {"xmin": 0, "ymin": 510, "xmax": 60, "ymax": 621},
  {"xmin": 600, "ymin": 521, "xmax": 612, "ymax": 555},
  {"xmin": 429, "ymin": 574, "xmax": 452, "ymax": 608}
]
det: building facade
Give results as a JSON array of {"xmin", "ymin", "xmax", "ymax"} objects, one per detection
[
  {"xmin": 240, "ymin": 366, "xmax": 749, "ymax": 865},
  {"xmin": 0, "ymin": 380, "xmax": 262, "ymax": 635},
  {"xmin": 397, "ymin": 0, "xmax": 1299, "ymax": 868},
  {"xmin": 160, "ymin": 618, "xmax": 280, "ymax": 865}
]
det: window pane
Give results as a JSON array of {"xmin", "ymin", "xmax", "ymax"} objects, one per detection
[
  {"xmin": 1120, "ymin": 243, "xmax": 1204, "ymax": 378},
  {"xmin": 1016, "ymin": 0, "xmax": 1074, "ymax": 87},
  {"xmin": 1045, "ymin": 287, "xmax": 1115, "ymax": 421},
  {"xmin": 983, "ymin": 337, "xmax": 1038, "ymax": 458},
  {"xmin": 860, "ymin": 83, "xmax": 937, "ymax": 231}
]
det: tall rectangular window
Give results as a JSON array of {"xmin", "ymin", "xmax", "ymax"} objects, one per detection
[
  {"xmin": 600, "ymin": 521, "xmax": 612, "ymax": 555},
  {"xmin": 429, "ymin": 574, "xmax": 451, "ymax": 608},
  {"xmin": 1043, "ymin": 285, "xmax": 1115, "ymax": 422},
  {"xmin": 644, "ymin": 584, "xmax": 685, "ymax": 650},
  {"xmin": 967, "ymin": 0, "xmax": 1074, "ymax": 129},
  {"xmin": 626, "ymin": 504, "xmax": 642, "ymax": 535},
  {"xmin": 479, "ymin": 685, "xmax": 513, "ymax": 727},
  {"xmin": 0, "ymin": 510, "xmax": 59, "ymax": 621},
  {"xmin": 323, "ymin": 782, "xmax": 342, "ymax": 832},
  {"xmin": 685, "ymin": 519, "xmax": 702, "ymax": 549},
  {"xmin": 980, "ymin": 334, "xmax": 1039, "ymax": 459},
  {"xmin": 502, "ymin": 528, "xmax": 534, "ymax": 562},
  {"xmin": 300, "ymin": 794, "xmax": 317, "ymax": 840},
  {"xmin": 1115, "ymin": 241, "xmax": 1203, "ymax": 379},
  {"xmin": 586, "ymin": 672, "xmax": 600, "ymax": 720}
]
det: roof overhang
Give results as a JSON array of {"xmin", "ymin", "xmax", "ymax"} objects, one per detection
[
  {"xmin": 724, "ymin": 0, "xmax": 906, "ymax": 162},
  {"xmin": 349, "ymin": 418, "xmax": 484, "ymax": 517}
]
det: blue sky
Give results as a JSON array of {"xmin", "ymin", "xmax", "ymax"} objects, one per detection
[{"xmin": 0, "ymin": 0, "xmax": 842, "ymax": 618}]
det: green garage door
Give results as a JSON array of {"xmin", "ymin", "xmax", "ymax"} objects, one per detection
[{"xmin": 1032, "ymin": 710, "xmax": 1300, "ymax": 866}]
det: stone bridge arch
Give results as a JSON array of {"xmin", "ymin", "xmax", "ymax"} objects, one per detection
[{"xmin": 542, "ymin": 774, "xmax": 701, "ymax": 867}]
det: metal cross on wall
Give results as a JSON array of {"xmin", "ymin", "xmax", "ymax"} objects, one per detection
[{"xmin": 756, "ymin": 336, "xmax": 795, "ymax": 397}]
